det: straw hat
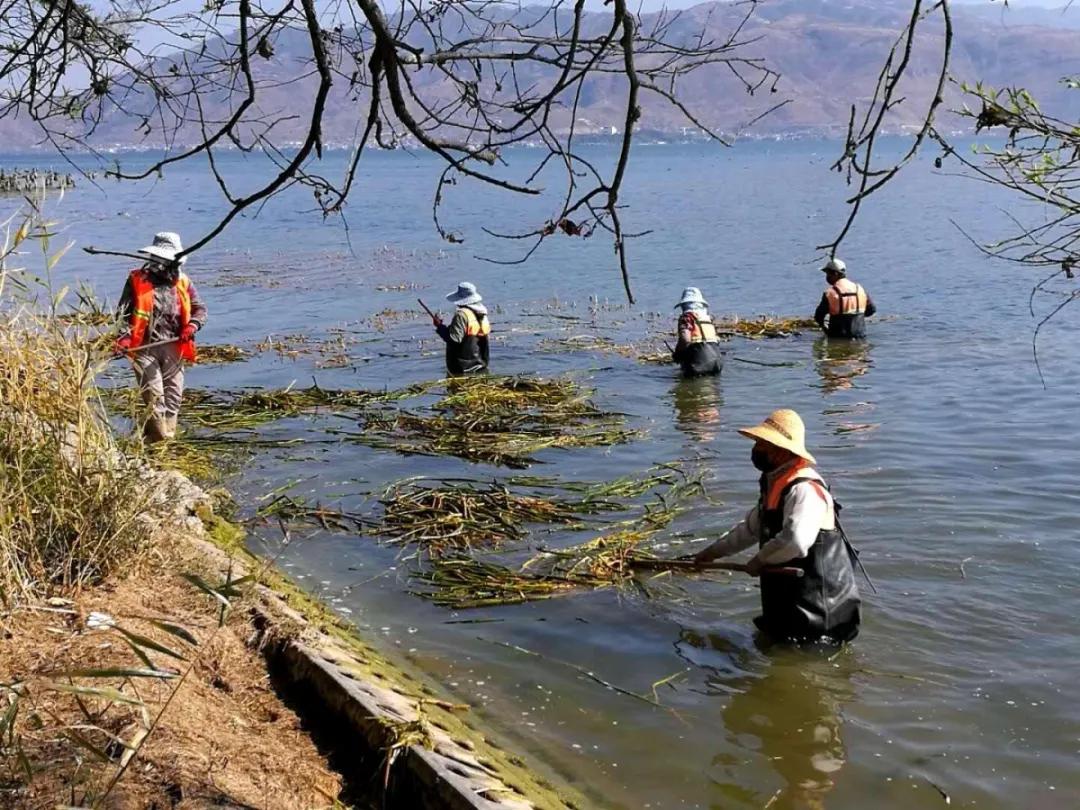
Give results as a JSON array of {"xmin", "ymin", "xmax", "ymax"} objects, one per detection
[
  {"xmin": 139, "ymin": 232, "xmax": 186, "ymax": 265},
  {"xmin": 738, "ymin": 408, "xmax": 816, "ymax": 463},
  {"xmin": 446, "ymin": 281, "xmax": 482, "ymax": 306},
  {"xmin": 820, "ymin": 257, "xmax": 846, "ymax": 275},
  {"xmin": 675, "ymin": 287, "xmax": 708, "ymax": 309}
]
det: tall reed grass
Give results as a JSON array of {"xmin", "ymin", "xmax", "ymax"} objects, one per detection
[{"xmin": 0, "ymin": 198, "xmax": 151, "ymax": 605}]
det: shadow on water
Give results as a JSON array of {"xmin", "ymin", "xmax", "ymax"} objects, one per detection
[
  {"xmin": 669, "ymin": 373, "xmax": 724, "ymax": 443},
  {"xmin": 676, "ymin": 628, "xmax": 856, "ymax": 810}
]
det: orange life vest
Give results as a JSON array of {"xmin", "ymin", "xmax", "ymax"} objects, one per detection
[
  {"xmin": 825, "ymin": 278, "xmax": 868, "ymax": 317},
  {"xmin": 762, "ymin": 459, "xmax": 834, "ymax": 530},
  {"xmin": 684, "ymin": 311, "xmax": 718, "ymax": 344},
  {"xmin": 127, "ymin": 268, "xmax": 197, "ymax": 363},
  {"xmin": 460, "ymin": 307, "xmax": 491, "ymax": 337}
]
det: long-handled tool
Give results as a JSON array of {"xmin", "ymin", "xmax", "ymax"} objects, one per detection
[
  {"xmin": 108, "ymin": 337, "xmax": 180, "ymax": 360},
  {"xmin": 417, "ymin": 298, "xmax": 440, "ymax": 323},
  {"xmin": 629, "ymin": 558, "xmax": 804, "ymax": 578}
]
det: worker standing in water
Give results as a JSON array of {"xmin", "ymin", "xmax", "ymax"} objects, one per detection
[
  {"xmin": 691, "ymin": 408, "xmax": 861, "ymax": 644},
  {"xmin": 428, "ymin": 282, "xmax": 491, "ymax": 376},
  {"xmin": 114, "ymin": 232, "xmax": 207, "ymax": 443},
  {"xmin": 671, "ymin": 287, "xmax": 723, "ymax": 376},
  {"xmin": 814, "ymin": 258, "xmax": 876, "ymax": 339}
]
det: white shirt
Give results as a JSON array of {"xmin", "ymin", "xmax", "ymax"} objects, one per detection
[{"xmin": 698, "ymin": 478, "xmax": 832, "ymax": 565}]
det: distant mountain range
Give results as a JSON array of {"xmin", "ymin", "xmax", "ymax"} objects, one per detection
[{"xmin": 2, "ymin": 0, "xmax": 1077, "ymax": 150}]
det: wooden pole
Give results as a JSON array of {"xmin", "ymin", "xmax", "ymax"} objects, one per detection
[{"xmin": 629, "ymin": 558, "xmax": 804, "ymax": 578}]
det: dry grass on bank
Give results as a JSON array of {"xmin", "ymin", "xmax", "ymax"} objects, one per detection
[
  {"xmin": 0, "ymin": 543, "xmax": 344, "ymax": 809},
  {"xmin": 0, "ymin": 203, "xmax": 348, "ymax": 809},
  {"xmin": 0, "ymin": 211, "xmax": 153, "ymax": 606}
]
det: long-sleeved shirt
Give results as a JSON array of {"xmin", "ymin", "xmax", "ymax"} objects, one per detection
[
  {"xmin": 698, "ymin": 479, "xmax": 831, "ymax": 565},
  {"xmin": 435, "ymin": 305, "xmax": 486, "ymax": 345},
  {"xmin": 118, "ymin": 269, "xmax": 207, "ymax": 342}
]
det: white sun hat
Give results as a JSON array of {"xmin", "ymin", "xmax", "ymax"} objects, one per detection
[
  {"xmin": 138, "ymin": 232, "xmax": 186, "ymax": 265},
  {"xmin": 820, "ymin": 257, "xmax": 846, "ymax": 275},
  {"xmin": 446, "ymin": 282, "xmax": 482, "ymax": 306},
  {"xmin": 675, "ymin": 287, "xmax": 708, "ymax": 309}
]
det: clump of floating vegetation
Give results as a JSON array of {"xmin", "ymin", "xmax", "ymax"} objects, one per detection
[
  {"xmin": 535, "ymin": 333, "xmax": 677, "ymax": 365},
  {"xmin": 412, "ymin": 468, "xmax": 706, "ymax": 608},
  {"xmin": 374, "ymin": 478, "xmax": 626, "ymax": 557},
  {"xmin": 256, "ymin": 493, "xmax": 369, "ymax": 533},
  {"xmin": 356, "ymin": 375, "xmax": 637, "ymax": 468},
  {"xmin": 105, "ymin": 381, "xmax": 434, "ymax": 433},
  {"xmin": 536, "ymin": 334, "xmax": 640, "ymax": 358},
  {"xmin": 715, "ymin": 316, "xmax": 819, "ymax": 339},
  {"xmin": 198, "ymin": 344, "xmax": 249, "ymax": 364}
]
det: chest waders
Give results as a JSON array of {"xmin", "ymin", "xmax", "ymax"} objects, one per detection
[{"xmin": 756, "ymin": 474, "xmax": 862, "ymax": 643}]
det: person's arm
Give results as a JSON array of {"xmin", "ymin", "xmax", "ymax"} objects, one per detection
[
  {"xmin": 436, "ymin": 310, "xmax": 464, "ymax": 343},
  {"xmin": 187, "ymin": 279, "xmax": 207, "ymax": 330},
  {"xmin": 445, "ymin": 310, "xmax": 468, "ymax": 344},
  {"xmin": 814, "ymin": 293, "xmax": 830, "ymax": 329},
  {"xmin": 672, "ymin": 314, "xmax": 693, "ymax": 359},
  {"xmin": 864, "ymin": 291, "xmax": 877, "ymax": 318},
  {"xmin": 751, "ymin": 481, "xmax": 827, "ymax": 566},
  {"xmin": 693, "ymin": 505, "xmax": 761, "ymax": 562}
]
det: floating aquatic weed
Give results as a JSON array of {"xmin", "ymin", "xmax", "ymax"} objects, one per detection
[
  {"xmin": 353, "ymin": 375, "xmax": 638, "ymax": 468},
  {"xmin": 198, "ymin": 344, "xmax": 249, "ymax": 364},
  {"xmin": 715, "ymin": 316, "xmax": 819, "ymax": 339},
  {"xmin": 104, "ymin": 382, "xmax": 436, "ymax": 433},
  {"xmin": 413, "ymin": 468, "xmax": 708, "ymax": 608},
  {"xmin": 374, "ymin": 479, "xmax": 629, "ymax": 557},
  {"xmin": 256, "ymin": 494, "xmax": 369, "ymax": 533}
]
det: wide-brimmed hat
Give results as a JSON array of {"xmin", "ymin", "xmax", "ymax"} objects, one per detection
[
  {"xmin": 446, "ymin": 282, "xmax": 482, "ymax": 306},
  {"xmin": 139, "ymin": 232, "xmax": 186, "ymax": 265},
  {"xmin": 674, "ymin": 286, "xmax": 708, "ymax": 308},
  {"xmin": 737, "ymin": 408, "xmax": 816, "ymax": 463},
  {"xmin": 820, "ymin": 257, "xmax": 846, "ymax": 275}
]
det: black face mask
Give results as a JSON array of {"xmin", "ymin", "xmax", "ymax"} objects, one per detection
[
  {"xmin": 147, "ymin": 261, "xmax": 179, "ymax": 284},
  {"xmin": 751, "ymin": 446, "xmax": 774, "ymax": 472}
]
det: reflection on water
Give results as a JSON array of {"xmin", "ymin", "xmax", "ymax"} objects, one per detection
[
  {"xmin": 812, "ymin": 337, "xmax": 873, "ymax": 396},
  {"xmin": 678, "ymin": 629, "xmax": 854, "ymax": 810},
  {"xmin": 670, "ymin": 375, "xmax": 724, "ymax": 442}
]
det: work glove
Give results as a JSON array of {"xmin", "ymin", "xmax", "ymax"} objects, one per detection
[
  {"xmin": 180, "ymin": 323, "xmax": 198, "ymax": 343},
  {"xmin": 113, "ymin": 335, "xmax": 133, "ymax": 357}
]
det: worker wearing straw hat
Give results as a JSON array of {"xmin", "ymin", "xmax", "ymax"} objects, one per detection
[
  {"xmin": 671, "ymin": 287, "xmax": 722, "ymax": 377},
  {"xmin": 691, "ymin": 408, "xmax": 861, "ymax": 643},
  {"xmin": 814, "ymin": 258, "xmax": 876, "ymax": 339},
  {"xmin": 114, "ymin": 232, "xmax": 207, "ymax": 442},
  {"xmin": 430, "ymin": 282, "xmax": 491, "ymax": 375}
]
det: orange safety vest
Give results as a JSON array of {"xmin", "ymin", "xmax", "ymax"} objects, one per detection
[
  {"xmin": 762, "ymin": 459, "xmax": 834, "ymax": 530},
  {"xmin": 684, "ymin": 312, "xmax": 718, "ymax": 344},
  {"xmin": 459, "ymin": 307, "xmax": 491, "ymax": 337},
  {"xmin": 825, "ymin": 278, "xmax": 868, "ymax": 317},
  {"xmin": 127, "ymin": 268, "xmax": 197, "ymax": 363}
]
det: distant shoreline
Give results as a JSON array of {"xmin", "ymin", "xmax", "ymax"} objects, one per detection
[{"xmin": 0, "ymin": 129, "xmax": 989, "ymax": 159}]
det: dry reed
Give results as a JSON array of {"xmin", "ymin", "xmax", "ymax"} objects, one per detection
[{"xmin": 0, "ymin": 209, "xmax": 153, "ymax": 604}]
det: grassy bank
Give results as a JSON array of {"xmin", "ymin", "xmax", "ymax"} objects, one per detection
[{"xmin": 0, "ymin": 205, "xmax": 349, "ymax": 808}]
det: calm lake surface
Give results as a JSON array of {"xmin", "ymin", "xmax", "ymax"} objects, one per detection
[{"xmin": 13, "ymin": 141, "xmax": 1080, "ymax": 809}]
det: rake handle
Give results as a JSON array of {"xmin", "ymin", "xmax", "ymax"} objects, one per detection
[
  {"xmin": 630, "ymin": 558, "xmax": 804, "ymax": 578},
  {"xmin": 108, "ymin": 337, "xmax": 180, "ymax": 360}
]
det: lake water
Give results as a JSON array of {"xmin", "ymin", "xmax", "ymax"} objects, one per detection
[{"xmin": 12, "ymin": 141, "xmax": 1080, "ymax": 809}]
